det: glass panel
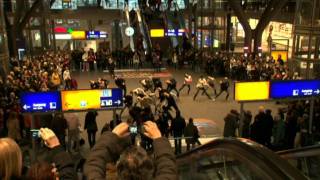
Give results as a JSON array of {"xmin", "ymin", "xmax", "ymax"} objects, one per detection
[
  {"xmin": 295, "ymin": 0, "xmax": 314, "ymax": 26},
  {"xmin": 286, "ymin": 156, "xmax": 320, "ymax": 179},
  {"xmin": 309, "ymin": 36, "xmax": 320, "ymax": 59},
  {"xmin": 0, "ymin": 34, "xmax": 6, "ymax": 54},
  {"xmin": 31, "ymin": 30, "xmax": 41, "ymax": 48},
  {"xmin": 314, "ymin": 0, "xmax": 320, "ymax": 26},
  {"xmin": 195, "ymin": 151, "xmax": 270, "ymax": 179},
  {"xmin": 294, "ymin": 35, "xmax": 310, "ymax": 59}
]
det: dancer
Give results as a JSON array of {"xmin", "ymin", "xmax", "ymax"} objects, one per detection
[
  {"xmin": 179, "ymin": 73, "xmax": 192, "ymax": 95},
  {"xmin": 140, "ymin": 77, "xmax": 154, "ymax": 92},
  {"xmin": 166, "ymin": 78, "xmax": 179, "ymax": 97},
  {"xmin": 193, "ymin": 75, "xmax": 213, "ymax": 101},
  {"xmin": 215, "ymin": 77, "xmax": 230, "ymax": 100},
  {"xmin": 207, "ymin": 76, "xmax": 217, "ymax": 95}
]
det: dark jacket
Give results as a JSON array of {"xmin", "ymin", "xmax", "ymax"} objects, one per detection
[
  {"xmin": 84, "ymin": 132, "xmax": 177, "ymax": 180},
  {"xmin": 48, "ymin": 146, "xmax": 77, "ymax": 180},
  {"xmin": 251, "ymin": 112, "xmax": 267, "ymax": 145},
  {"xmin": 184, "ymin": 123, "xmax": 198, "ymax": 144},
  {"xmin": 171, "ymin": 116, "xmax": 186, "ymax": 137},
  {"xmin": 84, "ymin": 111, "xmax": 98, "ymax": 132},
  {"xmin": 223, "ymin": 112, "xmax": 239, "ymax": 137}
]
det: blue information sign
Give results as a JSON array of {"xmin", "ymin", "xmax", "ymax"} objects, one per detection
[
  {"xmin": 100, "ymin": 89, "xmax": 124, "ymax": 109},
  {"xmin": 20, "ymin": 91, "xmax": 62, "ymax": 113},
  {"xmin": 86, "ymin": 31, "xmax": 100, "ymax": 39},
  {"xmin": 270, "ymin": 80, "xmax": 320, "ymax": 99}
]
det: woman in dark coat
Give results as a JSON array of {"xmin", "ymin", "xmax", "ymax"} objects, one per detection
[{"xmin": 85, "ymin": 111, "xmax": 98, "ymax": 148}]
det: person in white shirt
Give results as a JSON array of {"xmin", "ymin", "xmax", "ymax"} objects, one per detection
[
  {"xmin": 193, "ymin": 75, "xmax": 213, "ymax": 101},
  {"xmin": 179, "ymin": 73, "xmax": 192, "ymax": 95}
]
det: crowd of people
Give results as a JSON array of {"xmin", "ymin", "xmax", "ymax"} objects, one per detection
[
  {"xmin": 223, "ymin": 101, "xmax": 320, "ymax": 151},
  {"xmin": 0, "ymin": 46, "xmax": 318, "ymax": 179}
]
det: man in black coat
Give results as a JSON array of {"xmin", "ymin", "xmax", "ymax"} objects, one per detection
[
  {"xmin": 84, "ymin": 111, "xmax": 98, "ymax": 148},
  {"xmin": 171, "ymin": 111, "xmax": 186, "ymax": 155},
  {"xmin": 114, "ymin": 76, "xmax": 127, "ymax": 96},
  {"xmin": 251, "ymin": 106, "xmax": 268, "ymax": 145},
  {"xmin": 84, "ymin": 121, "xmax": 177, "ymax": 180},
  {"xmin": 265, "ymin": 109, "xmax": 274, "ymax": 148}
]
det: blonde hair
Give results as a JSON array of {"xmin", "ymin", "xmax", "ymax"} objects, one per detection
[{"xmin": 0, "ymin": 138, "xmax": 22, "ymax": 180}]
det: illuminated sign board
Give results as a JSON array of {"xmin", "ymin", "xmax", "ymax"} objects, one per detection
[
  {"xmin": 164, "ymin": 29, "xmax": 186, "ymax": 36},
  {"xmin": 235, "ymin": 81, "xmax": 270, "ymax": 101},
  {"xmin": 270, "ymin": 80, "xmax": 320, "ymax": 99},
  {"xmin": 71, "ymin": 31, "xmax": 86, "ymax": 39},
  {"xmin": 54, "ymin": 27, "xmax": 68, "ymax": 33},
  {"xmin": 86, "ymin": 31, "xmax": 100, "ymax": 39},
  {"xmin": 55, "ymin": 34, "xmax": 72, "ymax": 40},
  {"xmin": 20, "ymin": 92, "xmax": 62, "ymax": 113},
  {"xmin": 61, "ymin": 89, "xmax": 123, "ymax": 111},
  {"xmin": 100, "ymin": 31, "xmax": 108, "ymax": 38},
  {"xmin": 271, "ymin": 51, "xmax": 288, "ymax": 62},
  {"xmin": 150, "ymin": 29, "xmax": 164, "ymax": 37}
]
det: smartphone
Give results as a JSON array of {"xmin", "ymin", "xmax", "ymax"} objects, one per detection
[
  {"xmin": 30, "ymin": 129, "xmax": 40, "ymax": 139},
  {"xmin": 129, "ymin": 126, "xmax": 138, "ymax": 134}
]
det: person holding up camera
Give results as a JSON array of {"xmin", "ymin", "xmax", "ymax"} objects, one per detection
[{"xmin": 84, "ymin": 121, "xmax": 177, "ymax": 180}]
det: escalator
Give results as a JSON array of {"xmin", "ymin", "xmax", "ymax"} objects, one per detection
[
  {"xmin": 277, "ymin": 144, "xmax": 320, "ymax": 179},
  {"xmin": 177, "ymin": 138, "xmax": 307, "ymax": 179}
]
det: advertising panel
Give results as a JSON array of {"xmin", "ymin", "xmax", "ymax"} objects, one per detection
[
  {"xmin": 235, "ymin": 81, "xmax": 270, "ymax": 101},
  {"xmin": 150, "ymin": 29, "xmax": 164, "ymax": 37},
  {"xmin": 61, "ymin": 89, "xmax": 123, "ymax": 111}
]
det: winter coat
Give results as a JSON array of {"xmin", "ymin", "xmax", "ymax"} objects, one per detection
[
  {"xmin": 84, "ymin": 132, "xmax": 177, "ymax": 180},
  {"xmin": 184, "ymin": 123, "xmax": 198, "ymax": 144},
  {"xmin": 85, "ymin": 111, "xmax": 98, "ymax": 132},
  {"xmin": 223, "ymin": 112, "xmax": 239, "ymax": 137}
]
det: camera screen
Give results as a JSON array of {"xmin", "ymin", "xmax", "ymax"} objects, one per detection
[
  {"xmin": 129, "ymin": 126, "xmax": 138, "ymax": 134},
  {"xmin": 31, "ymin": 129, "xmax": 40, "ymax": 138}
]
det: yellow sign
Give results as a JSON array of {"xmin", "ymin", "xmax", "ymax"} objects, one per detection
[
  {"xmin": 61, "ymin": 89, "xmax": 111, "ymax": 111},
  {"xmin": 235, "ymin": 81, "xmax": 270, "ymax": 101},
  {"xmin": 71, "ymin": 31, "xmax": 86, "ymax": 39},
  {"xmin": 271, "ymin": 51, "xmax": 288, "ymax": 62},
  {"xmin": 150, "ymin": 29, "xmax": 164, "ymax": 37}
]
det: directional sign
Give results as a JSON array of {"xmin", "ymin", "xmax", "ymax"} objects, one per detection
[
  {"xmin": 270, "ymin": 80, "xmax": 320, "ymax": 99},
  {"xmin": 20, "ymin": 91, "xmax": 62, "ymax": 113},
  {"xmin": 61, "ymin": 89, "xmax": 123, "ymax": 111}
]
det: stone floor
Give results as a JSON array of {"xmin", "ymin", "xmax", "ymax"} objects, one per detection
[{"xmin": 70, "ymin": 67, "xmax": 284, "ymax": 150}]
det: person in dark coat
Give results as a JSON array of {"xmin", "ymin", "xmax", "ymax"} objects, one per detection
[
  {"xmin": 166, "ymin": 78, "xmax": 179, "ymax": 97},
  {"xmin": 223, "ymin": 110, "xmax": 239, "ymax": 137},
  {"xmin": 51, "ymin": 113, "xmax": 68, "ymax": 149},
  {"xmin": 265, "ymin": 109, "xmax": 274, "ymax": 148},
  {"xmin": 170, "ymin": 111, "xmax": 186, "ymax": 155},
  {"xmin": 184, "ymin": 118, "xmax": 199, "ymax": 151},
  {"xmin": 284, "ymin": 110, "xmax": 298, "ymax": 149},
  {"xmin": 242, "ymin": 110, "xmax": 252, "ymax": 138},
  {"xmin": 251, "ymin": 106, "xmax": 267, "ymax": 145},
  {"xmin": 84, "ymin": 111, "xmax": 98, "ymax": 148},
  {"xmin": 114, "ymin": 76, "xmax": 127, "ymax": 96},
  {"xmin": 215, "ymin": 77, "xmax": 230, "ymax": 100},
  {"xmin": 39, "ymin": 128, "xmax": 76, "ymax": 179},
  {"xmin": 84, "ymin": 121, "xmax": 177, "ymax": 180}
]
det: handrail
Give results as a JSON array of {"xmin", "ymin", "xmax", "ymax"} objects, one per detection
[
  {"xmin": 176, "ymin": 137, "xmax": 307, "ymax": 180},
  {"xmin": 277, "ymin": 144, "xmax": 320, "ymax": 159}
]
